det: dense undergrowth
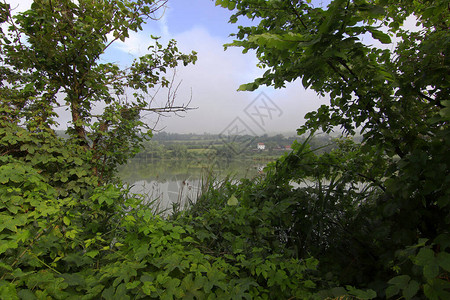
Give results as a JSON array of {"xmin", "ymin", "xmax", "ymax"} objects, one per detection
[
  {"xmin": 0, "ymin": 116, "xmax": 322, "ymax": 299},
  {"xmin": 2, "ymin": 110, "xmax": 449, "ymax": 298}
]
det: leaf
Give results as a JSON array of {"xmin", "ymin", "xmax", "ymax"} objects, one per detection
[
  {"xmin": 415, "ymin": 247, "xmax": 440, "ymax": 279},
  {"xmin": 86, "ymin": 250, "xmax": 99, "ymax": 258},
  {"xmin": 17, "ymin": 289, "xmax": 37, "ymax": 300},
  {"xmin": 142, "ymin": 281, "xmax": 156, "ymax": 295},
  {"xmin": 305, "ymin": 257, "xmax": 319, "ymax": 270},
  {"xmin": 423, "ymin": 278, "xmax": 450, "ymax": 300},
  {"xmin": 424, "ymin": 264, "xmax": 439, "ymax": 280},
  {"xmin": 347, "ymin": 287, "xmax": 377, "ymax": 299},
  {"xmin": 302, "ymin": 279, "xmax": 316, "ymax": 288},
  {"xmin": 237, "ymin": 82, "xmax": 258, "ymax": 91},
  {"xmin": 416, "ymin": 247, "xmax": 436, "ymax": 266},
  {"xmin": 0, "ymin": 282, "xmax": 19, "ymax": 300},
  {"xmin": 403, "ymin": 280, "xmax": 420, "ymax": 300},
  {"xmin": 437, "ymin": 252, "xmax": 450, "ymax": 272},
  {"xmin": 385, "ymin": 285, "xmax": 399, "ymax": 299},
  {"xmin": 330, "ymin": 287, "xmax": 347, "ymax": 297},
  {"xmin": 439, "ymin": 100, "xmax": 450, "ymax": 119},
  {"xmin": 367, "ymin": 5, "xmax": 386, "ymax": 16},
  {"xmin": 60, "ymin": 273, "xmax": 85, "ymax": 287},
  {"xmin": 227, "ymin": 195, "xmax": 239, "ymax": 206},
  {"xmin": 63, "ymin": 216, "xmax": 71, "ymax": 226},
  {"xmin": 0, "ymin": 262, "xmax": 13, "ymax": 271},
  {"xmin": 388, "ymin": 275, "xmax": 410, "ymax": 289},
  {"xmin": 370, "ymin": 29, "xmax": 392, "ymax": 44},
  {"xmin": 215, "ymin": 0, "xmax": 229, "ymax": 9}
]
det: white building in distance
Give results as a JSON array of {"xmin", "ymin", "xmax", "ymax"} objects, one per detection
[{"xmin": 257, "ymin": 143, "xmax": 266, "ymax": 150}]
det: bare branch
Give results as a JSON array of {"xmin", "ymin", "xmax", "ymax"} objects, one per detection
[
  {"xmin": 144, "ymin": 69, "xmax": 197, "ymax": 116},
  {"xmin": 141, "ymin": 105, "xmax": 196, "ymax": 113}
]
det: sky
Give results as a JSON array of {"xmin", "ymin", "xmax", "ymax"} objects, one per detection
[
  {"xmin": 102, "ymin": 0, "xmax": 417, "ymax": 136},
  {"xmin": 6, "ymin": 0, "xmax": 331, "ymax": 135},
  {"xmin": 7, "ymin": 0, "xmax": 420, "ymax": 136},
  {"xmin": 103, "ymin": 0, "xmax": 331, "ymax": 135}
]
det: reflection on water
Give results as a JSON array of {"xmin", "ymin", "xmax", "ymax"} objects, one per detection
[
  {"xmin": 127, "ymin": 179, "xmax": 202, "ymax": 212},
  {"xmin": 119, "ymin": 158, "xmax": 268, "ymax": 211}
]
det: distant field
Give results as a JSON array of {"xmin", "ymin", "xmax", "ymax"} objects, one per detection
[
  {"xmin": 187, "ymin": 148, "xmax": 216, "ymax": 154},
  {"xmin": 158, "ymin": 139, "xmax": 222, "ymax": 145}
]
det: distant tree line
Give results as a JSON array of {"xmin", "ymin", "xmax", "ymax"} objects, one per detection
[{"xmin": 131, "ymin": 132, "xmax": 352, "ymax": 161}]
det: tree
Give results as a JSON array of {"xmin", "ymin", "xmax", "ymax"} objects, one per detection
[
  {"xmin": 169, "ymin": 144, "xmax": 188, "ymax": 159},
  {"xmin": 219, "ymin": 0, "xmax": 447, "ymax": 154},
  {"xmin": 0, "ymin": 0, "xmax": 197, "ymax": 181},
  {"xmin": 216, "ymin": 0, "xmax": 449, "ymax": 297}
]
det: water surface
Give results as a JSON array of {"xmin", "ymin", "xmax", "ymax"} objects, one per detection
[{"xmin": 119, "ymin": 158, "xmax": 268, "ymax": 211}]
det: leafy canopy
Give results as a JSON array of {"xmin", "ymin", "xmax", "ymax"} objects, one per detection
[
  {"xmin": 0, "ymin": 0, "xmax": 197, "ymax": 180},
  {"xmin": 214, "ymin": 0, "xmax": 449, "ymax": 298},
  {"xmin": 219, "ymin": 0, "xmax": 448, "ymax": 155}
]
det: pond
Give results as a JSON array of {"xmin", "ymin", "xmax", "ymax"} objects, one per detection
[{"xmin": 118, "ymin": 158, "xmax": 270, "ymax": 212}]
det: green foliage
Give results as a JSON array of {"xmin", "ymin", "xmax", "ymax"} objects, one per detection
[
  {"xmin": 1, "ymin": 0, "xmax": 449, "ymax": 298},
  {"xmin": 0, "ymin": 105, "xmax": 98, "ymax": 197},
  {"xmin": 0, "ymin": 153, "xmax": 321, "ymax": 298},
  {"xmin": 214, "ymin": 0, "xmax": 450, "ymax": 298},
  {"xmin": 0, "ymin": 0, "xmax": 197, "ymax": 181}
]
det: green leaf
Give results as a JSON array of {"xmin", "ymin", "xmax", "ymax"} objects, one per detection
[
  {"xmin": 370, "ymin": 29, "xmax": 392, "ymax": 44},
  {"xmin": 17, "ymin": 289, "xmax": 37, "ymax": 300},
  {"xmin": 163, "ymin": 278, "xmax": 183, "ymax": 298},
  {"xmin": 367, "ymin": 5, "xmax": 386, "ymax": 16},
  {"xmin": 424, "ymin": 264, "xmax": 439, "ymax": 280},
  {"xmin": 424, "ymin": 278, "xmax": 450, "ymax": 300},
  {"xmin": 388, "ymin": 275, "xmax": 410, "ymax": 289},
  {"xmin": 330, "ymin": 287, "xmax": 347, "ymax": 297},
  {"xmin": 415, "ymin": 247, "xmax": 440, "ymax": 279},
  {"xmin": 142, "ymin": 281, "xmax": 156, "ymax": 295},
  {"xmin": 0, "ymin": 262, "xmax": 13, "ymax": 271},
  {"xmin": 347, "ymin": 286, "xmax": 377, "ymax": 299},
  {"xmin": 215, "ymin": 0, "xmax": 229, "ymax": 9},
  {"xmin": 437, "ymin": 252, "xmax": 450, "ymax": 272},
  {"xmin": 0, "ymin": 282, "xmax": 19, "ymax": 300},
  {"xmin": 385, "ymin": 285, "xmax": 400, "ymax": 299},
  {"xmin": 403, "ymin": 280, "xmax": 420, "ymax": 300},
  {"xmin": 237, "ymin": 82, "xmax": 258, "ymax": 91},
  {"xmin": 126, "ymin": 281, "xmax": 140, "ymax": 290},
  {"xmin": 61, "ymin": 273, "xmax": 85, "ymax": 287},
  {"xmin": 416, "ymin": 247, "xmax": 436, "ymax": 266},
  {"xmin": 439, "ymin": 100, "xmax": 450, "ymax": 119},
  {"xmin": 86, "ymin": 250, "xmax": 99, "ymax": 258},
  {"xmin": 227, "ymin": 195, "xmax": 239, "ymax": 206}
]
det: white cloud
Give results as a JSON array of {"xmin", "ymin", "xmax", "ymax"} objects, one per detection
[
  {"xmin": 158, "ymin": 10, "xmax": 170, "ymax": 39},
  {"xmin": 109, "ymin": 5, "xmax": 173, "ymax": 57},
  {"xmin": 110, "ymin": 31, "xmax": 158, "ymax": 57}
]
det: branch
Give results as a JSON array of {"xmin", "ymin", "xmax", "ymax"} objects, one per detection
[
  {"xmin": 141, "ymin": 105, "xmax": 196, "ymax": 113},
  {"xmin": 336, "ymin": 58, "xmax": 358, "ymax": 80},
  {"xmin": 296, "ymin": 161, "xmax": 386, "ymax": 192},
  {"xmin": 146, "ymin": 0, "xmax": 168, "ymax": 21},
  {"xmin": 418, "ymin": 91, "xmax": 443, "ymax": 108},
  {"xmin": 143, "ymin": 69, "xmax": 197, "ymax": 119},
  {"xmin": 288, "ymin": 0, "xmax": 308, "ymax": 30},
  {"xmin": 327, "ymin": 60, "xmax": 349, "ymax": 83}
]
